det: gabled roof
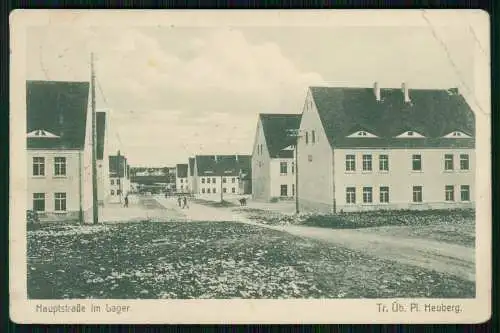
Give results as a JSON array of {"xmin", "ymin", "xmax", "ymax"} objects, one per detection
[
  {"xmin": 109, "ymin": 155, "xmax": 127, "ymax": 177},
  {"xmin": 195, "ymin": 155, "xmax": 251, "ymax": 177},
  {"xmin": 176, "ymin": 164, "xmax": 188, "ymax": 178},
  {"xmin": 310, "ymin": 86, "xmax": 475, "ymax": 149},
  {"xmin": 259, "ymin": 114, "xmax": 302, "ymax": 158},
  {"xmin": 188, "ymin": 157, "xmax": 195, "ymax": 176},
  {"xmin": 96, "ymin": 112, "xmax": 106, "ymax": 160},
  {"xmin": 27, "ymin": 80, "xmax": 90, "ymax": 150}
]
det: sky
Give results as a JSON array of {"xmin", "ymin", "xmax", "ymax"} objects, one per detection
[{"xmin": 26, "ymin": 20, "xmax": 477, "ymax": 166}]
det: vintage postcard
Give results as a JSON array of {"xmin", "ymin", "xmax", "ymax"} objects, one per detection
[{"xmin": 10, "ymin": 9, "xmax": 491, "ymax": 324}]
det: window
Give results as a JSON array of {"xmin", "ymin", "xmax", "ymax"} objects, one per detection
[
  {"xmin": 280, "ymin": 185, "xmax": 288, "ymax": 197},
  {"xmin": 32, "ymin": 157, "xmax": 45, "ymax": 176},
  {"xmin": 232, "ymin": 187, "xmax": 236, "ymax": 193},
  {"xmin": 223, "ymin": 188, "xmax": 227, "ymax": 193},
  {"xmin": 312, "ymin": 130, "xmax": 316, "ymax": 143},
  {"xmin": 223, "ymin": 177, "xmax": 227, "ymax": 183},
  {"xmin": 445, "ymin": 185, "xmax": 455, "ymax": 201},
  {"xmin": 54, "ymin": 157, "xmax": 66, "ymax": 176},
  {"xmin": 362, "ymin": 154, "xmax": 372, "ymax": 171},
  {"xmin": 292, "ymin": 184, "xmax": 295, "ymax": 196},
  {"xmin": 461, "ymin": 185, "xmax": 470, "ymax": 201},
  {"xmin": 305, "ymin": 131, "xmax": 309, "ymax": 144},
  {"xmin": 54, "ymin": 192, "xmax": 67, "ymax": 211},
  {"xmin": 213, "ymin": 188, "xmax": 216, "ymax": 194},
  {"xmin": 111, "ymin": 190, "xmax": 115, "ymax": 195},
  {"xmin": 117, "ymin": 179, "xmax": 121, "ymax": 185},
  {"xmin": 202, "ymin": 188, "xmax": 205, "ymax": 194},
  {"xmin": 180, "ymin": 179, "xmax": 183, "ymax": 183},
  {"xmin": 280, "ymin": 162, "xmax": 288, "ymax": 175},
  {"xmin": 444, "ymin": 154, "xmax": 454, "ymax": 171},
  {"xmin": 460, "ymin": 154, "xmax": 470, "ymax": 170},
  {"xmin": 359, "ymin": 131, "xmax": 367, "ymax": 136},
  {"xmin": 379, "ymin": 154, "xmax": 389, "ymax": 171},
  {"xmin": 407, "ymin": 131, "xmax": 414, "ymax": 136},
  {"xmin": 346, "ymin": 187, "xmax": 356, "ymax": 204},
  {"xmin": 180, "ymin": 185, "xmax": 184, "ymax": 190},
  {"xmin": 291, "ymin": 162, "xmax": 295, "ymax": 174},
  {"xmin": 201, "ymin": 178, "xmax": 205, "ymax": 184},
  {"xmin": 117, "ymin": 190, "xmax": 121, "ymax": 195},
  {"xmin": 207, "ymin": 178, "xmax": 211, "ymax": 184},
  {"xmin": 412, "ymin": 186, "xmax": 423, "ymax": 203},
  {"xmin": 363, "ymin": 187, "xmax": 373, "ymax": 203},
  {"xmin": 207, "ymin": 188, "xmax": 211, "ymax": 194},
  {"xmin": 212, "ymin": 178, "xmax": 216, "ymax": 183},
  {"xmin": 232, "ymin": 178, "xmax": 236, "ymax": 183},
  {"xmin": 111, "ymin": 179, "xmax": 114, "ymax": 185},
  {"xmin": 33, "ymin": 193, "xmax": 45, "ymax": 212},
  {"xmin": 308, "ymin": 154, "xmax": 313, "ymax": 162},
  {"xmin": 345, "ymin": 155, "xmax": 356, "ymax": 171},
  {"xmin": 412, "ymin": 154, "xmax": 422, "ymax": 171},
  {"xmin": 380, "ymin": 186, "xmax": 389, "ymax": 203}
]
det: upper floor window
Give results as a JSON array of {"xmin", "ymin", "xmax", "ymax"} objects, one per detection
[
  {"xmin": 33, "ymin": 193, "xmax": 45, "ymax": 212},
  {"xmin": 362, "ymin": 154, "xmax": 372, "ymax": 171},
  {"xmin": 412, "ymin": 154, "xmax": 422, "ymax": 171},
  {"xmin": 396, "ymin": 131, "xmax": 425, "ymax": 138},
  {"xmin": 444, "ymin": 154, "xmax": 454, "ymax": 171},
  {"xmin": 212, "ymin": 177, "xmax": 216, "ymax": 183},
  {"xmin": 54, "ymin": 157, "xmax": 66, "ymax": 176},
  {"xmin": 312, "ymin": 130, "xmax": 316, "ymax": 143},
  {"xmin": 280, "ymin": 162, "xmax": 288, "ymax": 175},
  {"xmin": 201, "ymin": 178, "xmax": 205, "ymax": 184},
  {"xmin": 223, "ymin": 177, "xmax": 227, "ymax": 183},
  {"xmin": 207, "ymin": 178, "xmax": 211, "ymax": 184},
  {"xmin": 460, "ymin": 154, "xmax": 470, "ymax": 170},
  {"xmin": 116, "ymin": 179, "xmax": 121, "ymax": 185},
  {"xmin": 345, "ymin": 155, "xmax": 355, "ymax": 171},
  {"xmin": 379, "ymin": 154, "xmax": 389, "ymax": 171},
  {"xmin": 33, "ymin": 157, "xmax": 45, "ymax": 176},
  {"xmin": 232, "ymin": 178, "xmax": 236, "ymax": 183},
  {"xmin": 111, "ymin": 179, "xmax": 114, "ymax": 185},
  {"xmin": 305, "ymin": 131, "xmax": 309, "ymax": 144},
  {"xmin": 291, "ymin": 162, "xmax": 295, "ymax": 174}
]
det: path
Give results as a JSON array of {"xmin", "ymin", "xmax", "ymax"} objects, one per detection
[{"xmin": 153, "ymin": 195, "xmax": 475, "ymax": 282}]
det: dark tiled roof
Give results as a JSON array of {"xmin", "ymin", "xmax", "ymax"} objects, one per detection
[
  {"xmin": 195, "ymin": 155, "xmax": 251, "ymax": 177},
  {"xmin": 188, "ymin": 157, "xmax": 195, "ymax": 176},
  {"xmin": 260, "ymin": 114, "xmax": 302, "ymax": 158},
  {"xmin": 176, "ymin": 164, "xmax": 188, "ymax": 178},
  {"xmin": 109, "ymin": 155, "xmax": 127, "ymax": 177},
  {"xmin": 310, "ymin": 86, "xmax": 475, "ymax": 149},
  {"xmin": 27, "ymin": 80, "xmax": 90, "ymax": 149},
  {"xmin": 96, "ymin": 112, "xmax": 106, "ymax": 160}
]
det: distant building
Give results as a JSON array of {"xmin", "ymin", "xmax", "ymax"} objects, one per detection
[
  {"xmin": 176, "ymin": 164, "xmax": 189, "ymax": 193},
  {"xmin": 26, "ymin": 80, "xmax": 94, "ymax": 222},
  {"xmin": 251, "ymin": 113, "xmax": 301, "ymax": 201},
  {"xmin": 108, "ymin": 152, "xmax": 130, "ymax": 203},
  {"xmin": 192, "ymin": 154, "xmax": 251, "ymax": 197},
  {"xmin": 298, "ymin": 83, "xmax": 475, "ymax": 213}
]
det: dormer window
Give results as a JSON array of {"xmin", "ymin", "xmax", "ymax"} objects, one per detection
[
  {"xmin": 347, "ymin": 130, "xmax": 377, "ymax": 138},
  {"xmin": 27, "ymin": 129, "xmax": 60, "ymax": 138},
  {"xmin": 443, "ymin": 131, "xmax": 472, "ymax": 138},
  {"xmin": 396, "ymin": 131, "xmax": 425, "ymax": 138}
]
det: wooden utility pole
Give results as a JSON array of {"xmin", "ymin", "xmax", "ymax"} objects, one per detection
[{"xmin": 91, "ymin": 53, "xmax": 99, "ymax": 224}]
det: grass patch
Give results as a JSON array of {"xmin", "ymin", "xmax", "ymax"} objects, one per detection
[{"xmin": 28, "ymin": 221, "xmax": 474, "ymax": 299}]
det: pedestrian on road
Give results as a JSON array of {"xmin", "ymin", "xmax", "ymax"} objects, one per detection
[
  {"xmin": 183, "ymin": 196, "xmax": 189, "ymax": 209},
  {"xmin": 178, "ymin": 196, "xmax": 182, "ymax": 208},
  {"xmin": 124, "ymin": 195, "xmax": 129, "ymax": 208}
]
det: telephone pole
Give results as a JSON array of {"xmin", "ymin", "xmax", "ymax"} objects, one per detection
[{"xmin": 91, "ymin": 53, "xmax": 99, "ymax": 224}]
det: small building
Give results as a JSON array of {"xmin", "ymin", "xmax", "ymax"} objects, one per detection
[
  {"xmin": 176, "ymin": 163, "xmax": 189, "ymax": 193},
  {"xmin": 26, "ymin": 80, "xmax": 94, "ymax": 222},
  {"xmin": 297, "ymin": 83, "xmax": 475, "ymax": 213},
  {"xmin": 192, "ymin": 154, "xmax": 251, "ymax": 197},
  {"xmin": 251, "ymin": 114, "xmax": 302, "ymax": 201},
  {"xmin": 108, "ymin": 153, "xmax": 130, "ymax": 203}
]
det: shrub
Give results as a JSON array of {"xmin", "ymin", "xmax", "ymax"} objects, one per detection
[
  {"xmin": 27, "ymin": 210, "xmax": 40, "ymax": 224},
  {"xmin": 269, "ymin": 197, "xmax": 279, "ymax": 203}
]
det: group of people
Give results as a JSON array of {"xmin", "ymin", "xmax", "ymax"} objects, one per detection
[{"xmin": 177, "ymin": 196, "xmax": 189, "ymax": 209}]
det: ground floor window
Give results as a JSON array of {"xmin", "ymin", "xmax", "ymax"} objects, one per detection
[
  {"xmin": 445, "ymin": 185, "xmax": 455, "ymax": 201},
  {"xmin": 346, "ymin": 187, "xmax": 356, "ymax": 204},
  {"xmin": 202, "ymin": 188, "xmax": 205, "ymax": 193},
  {"xmin": 292, "ymin": 184, "xmax": 295, "ymax": 196},
  {"xmin": 223, "ymin": 188, "xmax": 227, "ymax": 193},
  {"xmin": 280, "ymin": 185, "xmax": 288, "ymax": 196},
  {"xmin": 111, "ymin": 190, "xmax": 115, "ymax": 195},
  {"xmin": 33, "ymin": 193, "xmax": 45, "ymax": 211},
  {"xmin": 362, "ymin": 187, "xmax": 372, "ymax": 203},
  {"xmin": 54, "ymin": 192, "xmax": 67, "ymax": 211},
  {"xmin": 412, "ymin": 186, "xmax": 423, "ymax": 203},
  {"xmin": 213, "ymin": 188, "xmax": 216, "ymax": 194},
  {"xmin": 379, "ymin": 186, "xmax": 389, "ymax": 203},
  {"xmin": 232, "ymin": 187, "xmax": 236, "ymax": 193},
  {"xmin": 461, "ymin": 185, "xmax": 470, "ymax": 201},
  {"xmin": 207, "ymin": 188, "xmax": 211, "ymax": 193}
]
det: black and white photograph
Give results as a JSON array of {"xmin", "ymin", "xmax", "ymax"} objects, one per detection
[{"xmin": 10, "ymin": 10, "xmax": 491, "ymax": 324}]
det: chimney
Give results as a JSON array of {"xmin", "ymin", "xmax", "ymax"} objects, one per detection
[
  {"xmin": 401, "ymin": 82, "xmax": 410, "ymax": 103},
  {"xmin": 373, "ymin": 82, "xmax": 381, "ymax": 101}
]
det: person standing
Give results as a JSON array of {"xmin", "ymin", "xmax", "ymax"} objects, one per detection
[
  {"xmin": 124, "ymin": 195, "xmax": 129, "ymax": 208},
  {"xmin": 183, "ymin": 196, "xmax": 189, "ymax": 209},
  {"xmin": 178, "ymin": 196, "xmax": 182, "ymax": 208}
]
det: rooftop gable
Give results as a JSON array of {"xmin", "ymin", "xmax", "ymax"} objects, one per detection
[{"xmin": 259, "ymin": 113, "xmax": 302, "ymax": 158}]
